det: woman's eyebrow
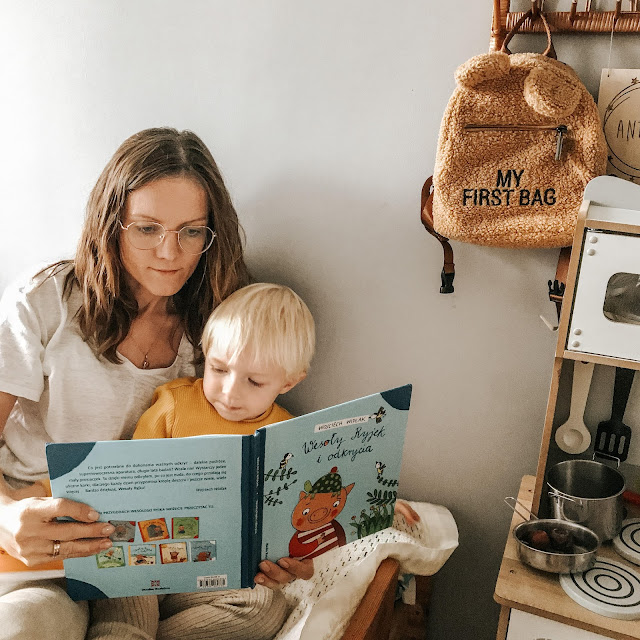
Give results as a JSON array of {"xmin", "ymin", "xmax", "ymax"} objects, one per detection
[{"xmin": 128, "ymin": 213, "xmax": 209, "ymax": 225}]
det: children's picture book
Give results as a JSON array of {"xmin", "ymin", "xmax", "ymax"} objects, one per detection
[{"xmin": 46, "ymin": 384, "xmax": 411, "ymax": 600}]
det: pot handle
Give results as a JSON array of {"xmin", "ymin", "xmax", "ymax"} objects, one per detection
[
  {"xmin": 504, "ymin": 496, "xmax": 538, "ymax": 522},
  {"xmin": 548, "ymin": 490, "xmax": 582, "ymax": 522}
]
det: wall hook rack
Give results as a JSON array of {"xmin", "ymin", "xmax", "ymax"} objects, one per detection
[{"xmin": 491, "ymin": 0, "xmax": 640, "ymax": 51}]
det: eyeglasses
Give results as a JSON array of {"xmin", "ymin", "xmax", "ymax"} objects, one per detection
[{"xmin": 119, "ymin": 221, "xmax": 216, "ymax": 255}]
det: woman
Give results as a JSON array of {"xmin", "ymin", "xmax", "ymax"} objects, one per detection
[{"xmin": 0, "ymin": 128, "xmax": 309, "ymax": 640}]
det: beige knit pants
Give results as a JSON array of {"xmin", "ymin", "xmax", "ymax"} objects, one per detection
[
  {"xmin": 87, "ymin": 587, "xmax": 289, "ymax": 640},
  {"xmin": 0, "ymin": 579, "xmax": 89, "ymax": 640}
]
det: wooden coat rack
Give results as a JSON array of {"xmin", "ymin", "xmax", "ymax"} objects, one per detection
[{"xmin": 491, "ymin": 0, "xmax": 640, "ymax": 51}]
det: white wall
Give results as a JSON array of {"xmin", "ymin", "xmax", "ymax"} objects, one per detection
[{"xmin": 1, "ymin": 3, "xmax": 638, "ymax": 638}]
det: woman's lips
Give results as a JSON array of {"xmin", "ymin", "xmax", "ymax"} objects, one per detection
[{"xmin": 152, "ymin": 268, "xmax": 180, "ymax": 274}]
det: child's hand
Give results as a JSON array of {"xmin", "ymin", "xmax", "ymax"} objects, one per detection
[
  {"xmin": 395, "ymin": 499, "xmax": 420, "ymax": 526},
  {"xmin": 254, "ymin": 557, "xmax": 314, "ymax": 589}
]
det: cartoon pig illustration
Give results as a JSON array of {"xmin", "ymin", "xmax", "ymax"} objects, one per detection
[{"xmin": 288, "ymin": 466, "xmax": 354, "ymax": 560}]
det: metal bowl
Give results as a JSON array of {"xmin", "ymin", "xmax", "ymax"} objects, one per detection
[{"xmin": 513, "ymin": 518, "xmax": 599, "ymax": 574}]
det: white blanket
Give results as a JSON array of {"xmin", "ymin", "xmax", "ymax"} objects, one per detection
[{"xmin": 275, "ymin": 501, "xmax": 458, "ymax": 640}]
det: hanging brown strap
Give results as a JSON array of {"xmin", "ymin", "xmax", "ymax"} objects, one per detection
[
  {"xmin": 420, "ymin": 176, "xmax": 455, "ymax": 294},
  {"xmin": 548, "ymin": 246, "xmax": 572, "ymax": 321}
]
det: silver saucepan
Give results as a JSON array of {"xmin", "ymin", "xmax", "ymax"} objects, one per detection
[
  {"xmin": 547, "ymin": 459, "xmax": 625, "ymax": 542},
  {"xmin": 505, "ymin": 497, "xmax": 599, "ymax": 574}
]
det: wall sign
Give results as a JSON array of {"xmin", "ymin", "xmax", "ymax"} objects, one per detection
[{"xmin": 598, "ymin": 69, "xmax": 640, "ymax": 183}]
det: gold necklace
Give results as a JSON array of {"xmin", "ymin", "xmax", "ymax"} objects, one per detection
[{"xmin": 129, "ymin": 315, "xmax": 178, "ymax": 369}]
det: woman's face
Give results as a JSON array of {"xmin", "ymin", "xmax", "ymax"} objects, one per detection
[{"xmin": 119, "ymin": 176, "xmax": 209, "ymax": 307}]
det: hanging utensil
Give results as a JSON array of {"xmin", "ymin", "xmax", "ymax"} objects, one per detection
[
  {"xmin": 595, "ymin": 367, "xmax": 634, "ymax": 463},
  {"xmin": 555, "ymin": 361, "xmax": 593, "ymax": 454}
]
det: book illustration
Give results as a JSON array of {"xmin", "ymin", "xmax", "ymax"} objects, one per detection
[
  {"xmin": 96, "ymin": 546, "xmax": 126, "ymax": 569},
  {"xmin": 279, "ymin": 452, "xmax": 293, "ymax": 469},
  {"xmin": 159, "ymin": 542, "xmax": 188, "ymax": 564},
  {"xmin": 139, "ymin": 518, "xmax": 170, "ymax": 542},
  {"xmin": 288, "ymin": 467, "xmax": 354, "ymax": 560},
  {"xmin": 350, "ymin": 460, "xmax": 399, "ymax": 540},
  {"xmin": 371, "ymin": 407, "xmax": 386, "ymax": 423},
  {"xmin": 109, "ymin": 520, "xmax": 136, "ymax": 542},
  {"xmin": 128, "ymin": 544, "xmax": 156, "ymax": 566},
  {"xmin": 263, "ymin": 458, "xmax": 298, "ymax": 508},
  {"xmin": 172, "ymin": 517, "xmax": 199, "ymax": 539},
  {"xmin": 190, "ymin": 540, "xmax": 217, "ymax": 562}
]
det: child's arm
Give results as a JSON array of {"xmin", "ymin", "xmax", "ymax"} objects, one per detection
[
  {"xmin": 132, "ymin": 384, "xmax": 176, "ymax": 440},
  {"xmin": 6, "ymin": 480, "xmax": 50, "ymax": 500}
]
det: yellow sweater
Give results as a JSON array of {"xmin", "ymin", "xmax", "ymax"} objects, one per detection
[{"xmin": 132, "ymin": 377, "xmax": 293, "ymax": 439}]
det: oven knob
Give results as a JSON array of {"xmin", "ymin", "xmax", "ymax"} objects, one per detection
[
  {"xmin": 571, "ymin": 340, "xmax": 581, "ymax": 347},
  {"xmin": 587, "ymin": 248, "xmax": 596, "ymax": 256},
  {"xmin": 589, "ymin": 236, "xmax": 598, "ymax": 244},
  {"xmin": 574, "ymin": 329, "xmax": 582, "ymax": 335}
]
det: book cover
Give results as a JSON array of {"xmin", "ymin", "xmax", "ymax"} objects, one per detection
[
  {"xmin": 46, "ymin": 384, "xmax": 411, "ymax": 600},
  {"xmin": 256, "ymin": 384, "xmax": 411, "ymax": 566}
]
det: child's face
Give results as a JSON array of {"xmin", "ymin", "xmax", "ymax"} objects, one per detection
[{"xmin": 203, "ymin": 347, "xmax": 303, "ymax": 422}]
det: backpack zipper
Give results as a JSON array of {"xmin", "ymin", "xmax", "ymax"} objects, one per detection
[{"xmin": 463, "ymin": 124, "xmax": 568, "ymax": 161}]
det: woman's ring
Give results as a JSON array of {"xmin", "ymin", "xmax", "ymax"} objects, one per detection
[{"xmin": 52, "ymin": 540, "xmax": 61, "ymax": 558}]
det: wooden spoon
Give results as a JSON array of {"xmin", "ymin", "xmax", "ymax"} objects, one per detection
[{"xmin": 555, "ymin": 361, "xmax": 593, "ymax": 454}]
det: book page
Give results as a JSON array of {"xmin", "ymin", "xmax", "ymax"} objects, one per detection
[
  {"xmin": 258, "ymin": 385, "xmax": 411, "ymax": 564},
  {"xmin": 47, "ymin": 435, "xmax": 249, "ymax": 599}
]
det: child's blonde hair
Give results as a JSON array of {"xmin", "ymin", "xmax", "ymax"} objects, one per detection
[{"xmin": 201, "ymin": 283, "xmax": 315, "ymax": 378}]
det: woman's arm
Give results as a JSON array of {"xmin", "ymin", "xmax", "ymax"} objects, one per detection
[
  {"xmin": 0, "ymin": 391, "xmax": 115, "ymax": 566},
  {"xmin": 0, "ymin": 391, "xmax": 15, "ymax": 439}
]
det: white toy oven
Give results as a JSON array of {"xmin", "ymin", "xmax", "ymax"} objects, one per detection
[{"xmin": 565, "ymin": 177, "xmax": 640, "ymax": 364}]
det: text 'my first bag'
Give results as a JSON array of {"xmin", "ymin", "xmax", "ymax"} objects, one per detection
[{"xmin": 421, "ymin": 10, "xmax": 606, "ymax": 293}]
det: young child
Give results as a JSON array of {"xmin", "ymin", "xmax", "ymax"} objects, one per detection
[
  {"xmin": 88, "ymin": 282, "xmax": 315, "ymax": 640},
  {"xmin": 132, "ymin": 281, "xmax": 313, "ymax": 441}
]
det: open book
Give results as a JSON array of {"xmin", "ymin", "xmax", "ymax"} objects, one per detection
[{"xmin": 45, "ymin": 384, "xmax": 411, "ymax": 600}]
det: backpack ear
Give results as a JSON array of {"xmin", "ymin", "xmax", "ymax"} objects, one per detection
[
  {"xmin": 455, "ymin": 52, "xmax": 510, "ymax": 89},
  {"xmin": 524, "ymin": 62, "xmax": 582, "ymax": 118}
]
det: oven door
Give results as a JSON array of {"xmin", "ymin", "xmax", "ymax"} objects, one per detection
[{"xmin": 568, "ymin": 230, "xmax": 640, "ymax": 361}]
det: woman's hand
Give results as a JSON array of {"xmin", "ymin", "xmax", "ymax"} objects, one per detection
[
  {"xmin": 395, "ymin": 499, "xmax": 420, "ymax": 526},
  {"xmin": 0, "ymin": 493, "xmax": 115, "ymax": 567},
  {"xmin": 254, "ymin": 557, "xmax": 314, "ymax": 590}
]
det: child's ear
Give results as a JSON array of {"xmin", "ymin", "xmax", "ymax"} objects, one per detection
[{"xmin": 279, "ymin": 371, "xmax": 306, "ymax": 394}]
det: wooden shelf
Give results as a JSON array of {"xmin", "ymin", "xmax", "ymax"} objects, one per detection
[
  {"xmin": 495, "ymin": 476, "xmax": 640, "ymax": 640},
  {"xmin": 561, "ymin": 350, "xmax": 640, "ymax": 372}
]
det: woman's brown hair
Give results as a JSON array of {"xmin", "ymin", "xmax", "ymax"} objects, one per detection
[{"xmin": 59, "ymin": 127, "xmax": 250, "ymax": 363}]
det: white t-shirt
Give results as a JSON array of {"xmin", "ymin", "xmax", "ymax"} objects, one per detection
[{"xmin": 0, "ymin": 265, "xmax": 197, "ymax": 482}]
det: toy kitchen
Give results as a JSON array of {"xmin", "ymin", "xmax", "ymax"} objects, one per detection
[{"xmin": 495, "ymin": 176, "xmax": 640, "ymax": 640}]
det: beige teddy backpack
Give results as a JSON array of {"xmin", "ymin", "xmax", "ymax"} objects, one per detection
[{"xmin": 421, "ymin": 11, "xmax": 606, "ymax": 294}]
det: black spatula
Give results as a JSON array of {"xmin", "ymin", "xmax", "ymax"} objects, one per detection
[{"xmin": 595, "ymin": 367, "xmax": 634, "ymax": 462}]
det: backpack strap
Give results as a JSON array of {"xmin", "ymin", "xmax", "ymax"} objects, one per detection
[
  {"xmin": 501, "ymin": 8, "xmax": 557, "ymax": 59},
  {"xmin": 420, "ymin": 176, "xmax": 455, "ymax": 294},
  {"xmin": 548, "ymin": 246, "xmax": 572, "ymax": 321}
]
